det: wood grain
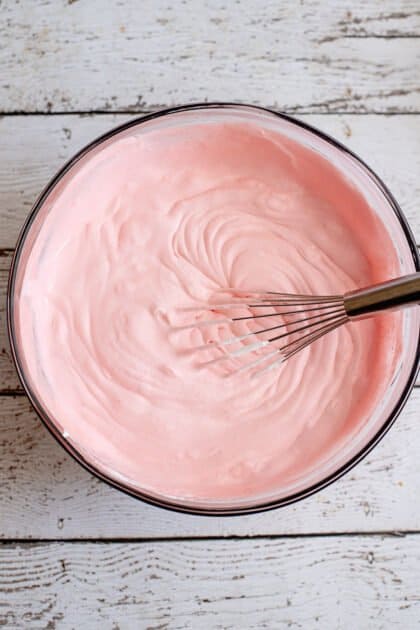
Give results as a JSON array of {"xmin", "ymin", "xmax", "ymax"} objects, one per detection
[
  {"xmin": 0, "ymin": 390, "xmax": 418, "ymax": 539},
  {"xmin": 0, "ymin": 536, "xmax": 419, "ymax": 628},
  {"xmin": 0, "ymin": 113, "xmax": 419, "ymax": 254},
  {"xmin": 0, "ymin": 1, "xmax": 419, "ymax": 114}
]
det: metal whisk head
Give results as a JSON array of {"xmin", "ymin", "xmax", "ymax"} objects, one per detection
[
  {"xmin": 176, "ymin": 290, "xmax": 349, "ymax": 377},
  {"xmin": 174, "ymin": 273, "xmax": 420, "ymax": 378}
]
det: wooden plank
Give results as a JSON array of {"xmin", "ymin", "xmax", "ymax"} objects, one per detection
[
  {"xmin": 0, "ymin": 1, "xmax": 419, "ymax": 113},
  {"xmin": 0, "ymin": 536, "xmax": 419, "ymax": 628},
  {"xmin": 1, "ymin": 112, "xmax": 420, "ymax": 392},
  {"xmin": 0, "ymin": 390, "xmax": 418, "ymax": 539},
  {"xmin": 0, "ymin": 113, "xmax": 419, "ymax": 253}
]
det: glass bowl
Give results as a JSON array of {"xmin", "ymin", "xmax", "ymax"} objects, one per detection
[{"xmin": 7, "ymin": 104, "xmax": 420, "ymax": 515}]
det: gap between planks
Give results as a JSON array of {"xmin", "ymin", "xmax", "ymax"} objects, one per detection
[
  {"xmin": 0, "ymin": 531, "xmax": 417, "ymax": 545},
  {"xmin": 2, "ymin": 110, "xmax": 420, "ymax": 117}
]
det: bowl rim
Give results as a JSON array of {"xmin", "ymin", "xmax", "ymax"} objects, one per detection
[{"xmin": 7, "ymin": 102, "xmax": 420, "ymax": 516}]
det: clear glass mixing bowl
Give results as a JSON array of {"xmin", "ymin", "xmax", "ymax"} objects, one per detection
[{"xmin": 7, "ymin": 104, "xmax": 420, "ymax": 515}]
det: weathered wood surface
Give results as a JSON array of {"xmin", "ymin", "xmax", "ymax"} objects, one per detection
[
  {"xmin": 1, "ymin": 1, "xmax": 419, "ymax": 114},
  {"xmin": 0, "ymin": 113, "xmax": 419, "ymax": 253},
  {"xmin": 0, "ymin": 1, "xmax": 419, "ymax": 626},
  {"xmin": 0, "ymin": 536, "xmax": 419, "ymax": 629},
  {"xmin": 0, "ymin": 390, "xmax": 418, "ymax": 539}
]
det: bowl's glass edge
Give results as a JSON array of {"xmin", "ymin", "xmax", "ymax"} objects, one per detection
[{"xmin": 6, "ymin": 102, "xmax": 420, "ymax": 516}]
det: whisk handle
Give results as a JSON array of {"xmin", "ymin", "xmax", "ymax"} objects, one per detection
[{"xmin": 344, "ymin": 272, "xmax": 420, "ymax": 319}]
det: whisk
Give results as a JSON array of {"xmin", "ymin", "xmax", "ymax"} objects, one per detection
[{"xmin": 179, "ymin": 273, "xmax": 420, "ymax": 377}]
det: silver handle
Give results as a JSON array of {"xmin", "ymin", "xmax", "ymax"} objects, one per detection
[{"xmin": 344, "ymin": 272, "xmax": 420, "ymax": 319}]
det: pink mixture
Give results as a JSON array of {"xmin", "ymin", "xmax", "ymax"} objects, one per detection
[{"xmin": 14, "ymin": 119, "xmax": 401, "ymax": 502}]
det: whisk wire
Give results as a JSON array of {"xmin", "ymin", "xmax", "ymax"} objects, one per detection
[
  {"xmin": 251, "ymin": 316, "xmax": 348, "ymax": 378},
  {"xmin": 176, "ymin": 273, "xmax": 420, "ymax": 376},
  {"xmin": 229, "ymin": 312, "xmax": 347, "ymax": 377},
  {"xmin": 177, "ymin": 292, "xmax": 348, "ymax": 375}
]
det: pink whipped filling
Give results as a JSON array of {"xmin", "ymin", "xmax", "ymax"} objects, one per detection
[{"xmin": 15, "ymin": 120, "xmax": 401, "ymax": 502}]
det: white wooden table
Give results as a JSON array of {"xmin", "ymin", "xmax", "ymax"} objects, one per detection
[{"xmin": 0, "ymin": 2, "xmax": 419, "ymax": 628}]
